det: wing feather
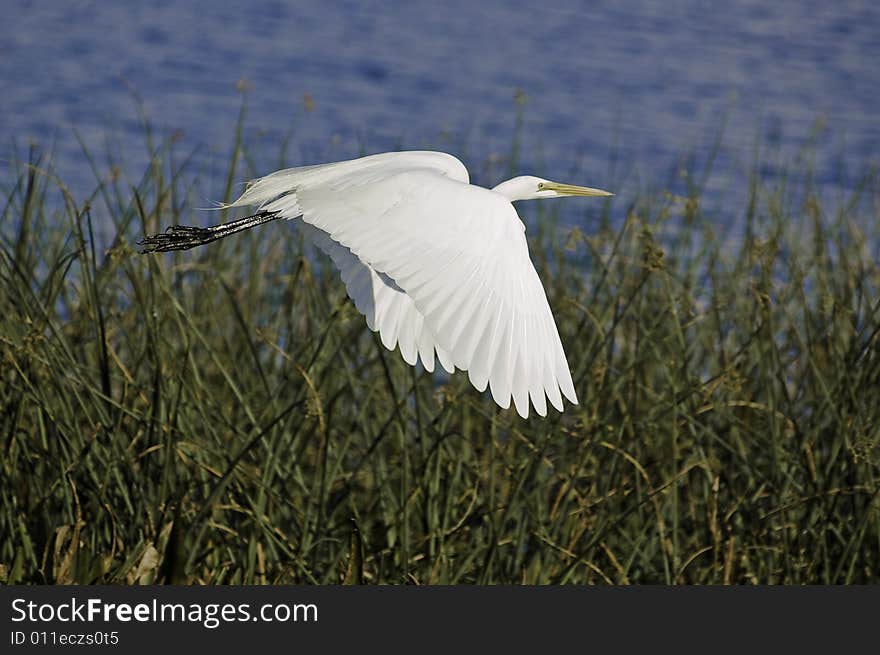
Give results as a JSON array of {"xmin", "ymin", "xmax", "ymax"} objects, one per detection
[{"xmin": 299, "ymin": 222, "xmax": 447, "ymax": 371}]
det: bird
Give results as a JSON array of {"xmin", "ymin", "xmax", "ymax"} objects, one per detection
[{"xmin": 139, "ymin": 150, "xmax": 612, "ymax": 418}]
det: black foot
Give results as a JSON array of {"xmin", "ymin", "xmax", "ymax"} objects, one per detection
[
  {"xmin": 138, "ymin": 212, "xmax": 283, "ymax": 254},
  {"xmin": 138, "ymin": 225, "xmax": 218, "ymax": 253}
]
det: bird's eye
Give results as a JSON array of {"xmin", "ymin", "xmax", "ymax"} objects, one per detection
[{"xmin": 537, "ymin": 183, "xmax": 545, "ymax": 189}]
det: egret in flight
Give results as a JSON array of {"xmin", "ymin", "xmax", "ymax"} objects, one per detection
[{"xmin": 139, "ymin": 151, "xmax": 611, "ymax": 418}]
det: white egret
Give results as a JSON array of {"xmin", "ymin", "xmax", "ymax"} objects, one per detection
[{"xmin": 139, "ymin": 151, "xmax": 612, "ymax": 418}]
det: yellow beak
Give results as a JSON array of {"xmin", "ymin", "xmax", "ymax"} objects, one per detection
[{"xmin": 541, "ymin": 182, "xmax": 613, "ymax": 197}]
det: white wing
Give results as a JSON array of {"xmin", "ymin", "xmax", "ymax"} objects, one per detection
[
  {"xmin": 299, "ymin": 222, "xmax": 455, "ymax": 374},
  {"xmin": 229, "ymin": 151, "xmax": 577, "ymax": 418}
]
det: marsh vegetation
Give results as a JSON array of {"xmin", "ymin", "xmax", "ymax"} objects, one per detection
[{"xmin": 2, "ymin": 116, "xmax": 878, "ymax": 584}]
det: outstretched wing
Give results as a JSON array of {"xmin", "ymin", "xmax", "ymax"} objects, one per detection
[
  {"xmin": 229, "ymin": 151, "xmax": 577, "ymax": 418},
  {"xmin": 299, "ymin": 222, "xmax": 455, "ymax": 374}
]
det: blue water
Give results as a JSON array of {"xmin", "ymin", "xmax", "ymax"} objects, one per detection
[{"xmin": 3, "ymin": 1, "xmax": 878, "ymax": 214}]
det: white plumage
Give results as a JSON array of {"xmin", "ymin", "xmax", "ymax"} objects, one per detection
[{"xmin": 142, "ymin": 151, "xmax": 613, "ymax": 418}]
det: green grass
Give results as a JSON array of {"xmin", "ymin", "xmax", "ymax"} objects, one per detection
[{"xmin": 1, "ymin": 120, "xmax": 879, "ymax": 585}]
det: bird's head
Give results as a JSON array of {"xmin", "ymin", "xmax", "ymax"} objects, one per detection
[{"xmin": 492, "ymin": 175, "xmax": 613, "ymax": 202}]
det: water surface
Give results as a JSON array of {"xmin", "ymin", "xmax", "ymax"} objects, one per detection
[{"xmin": 3, "ymin": 1, "xmax": 877, "ymax": 213}]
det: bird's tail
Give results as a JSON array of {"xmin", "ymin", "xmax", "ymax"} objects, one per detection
[{"xmin": 218, "ymin": 163, "xmax": 330, "ymax": 211}]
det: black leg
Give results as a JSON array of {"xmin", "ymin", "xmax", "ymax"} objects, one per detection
[{"xmin": 138, "ymin": 211, "xmax": 283, "ymax": 253}]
